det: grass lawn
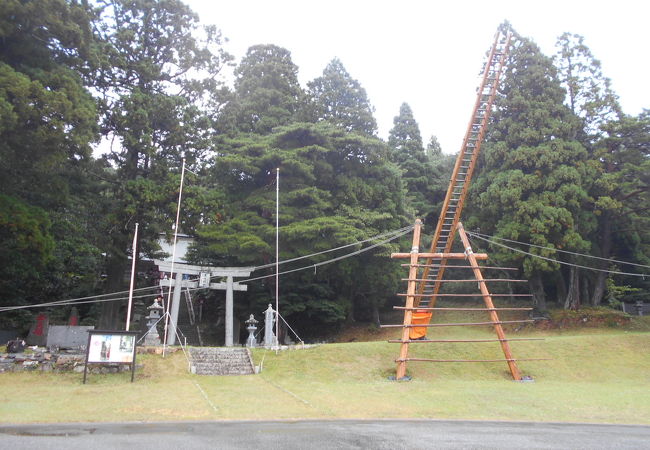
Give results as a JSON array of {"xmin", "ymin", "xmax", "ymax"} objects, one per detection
[{"xmin": 0, "ymin": 318, "xmax": 648, "ymax": 424}]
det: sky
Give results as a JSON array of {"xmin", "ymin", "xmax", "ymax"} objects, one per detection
[{"xmin": 184, "ymin": 0, "xmax": 649, "ymax": 154}]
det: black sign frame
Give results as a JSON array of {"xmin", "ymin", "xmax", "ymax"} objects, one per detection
[{"xmin": 83, "ymin": 330, "xmax": 139, "ymax": 384}]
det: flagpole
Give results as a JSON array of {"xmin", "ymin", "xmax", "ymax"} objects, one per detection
[
  {"xmin": 125, "ymin": 222, "xmax": 138, "ymax": 331},
  {"xmin": 163, "ymin": 158, "xmax": 186, "ymax": 357},
  {"xmin": 275, "ymin": 167, "xmax": 280, "ymax": 350}
]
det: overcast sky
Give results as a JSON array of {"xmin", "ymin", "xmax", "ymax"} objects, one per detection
[{"xmin": 185, "ymin": 0, "xmax": 648, "ymax": 153}]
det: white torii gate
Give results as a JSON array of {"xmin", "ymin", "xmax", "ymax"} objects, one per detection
[{"xmin": 154, "ymin": 260, "xmax": 253, "ymax": 347}]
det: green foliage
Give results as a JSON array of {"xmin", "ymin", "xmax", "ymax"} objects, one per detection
[
  {"xmin": 468, "ymin": 32, "xmax": 594, "ymax": 308},
  {"xmin": 388, "ymin": 103, "xmax": 424, "ymax": 163},
  {"xmin": 306, "ymin": 58, "xmax": 378, "ymax": 135},
  {"xmin": 387, "ymin": 103, "xmax": 454, "ymax": 223},
  {"xmin": 554, "ymin": 32, "xmax": 622, "ymax": 137},
  {"xmin": 218, "ymin": 44, "xmax": 303, "ymax": 135},
  {"xmin": 193, "ymin": 123, "xmax": 408, "ymax": 333},
  {"xmin": 0, "ymin": 0, "xmax": 97, "ymax": 207},
  {"xmin": 90, "ymin": 0, "xmax": 231, "ymax": 327}
]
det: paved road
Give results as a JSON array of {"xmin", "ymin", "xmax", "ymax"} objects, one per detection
[{"xmin": 0, "ymin": 420, "xmax": 648, "ymax": 449}]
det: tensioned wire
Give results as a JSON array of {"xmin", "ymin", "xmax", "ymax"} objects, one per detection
[
  {"xmin": 249, "ymin": 225, "xmax": 414, "ymax": 271},
  {"xmin": 0, "ymin": 226, "xmax": 413, "ymax": 311},
  {"xmin": 466, "ymin": 231, "xmax": 649, "ymax": 278},
  {"xmin": 468, "ymin": 230, "xmax": 650, "ymax": 270}
]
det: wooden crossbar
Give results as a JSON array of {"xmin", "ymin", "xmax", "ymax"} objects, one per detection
[
  {"xmin": 401, "ymin": 264, "xmax": 518, "ymax": 270},
  {"xmin": 397, "ymin": 293, "xmax": 533, "ymax": 298},
  {"xmin": 401, "ymin": 278, "xmax": 527, "ymax": 283},
  {"xmin": 391, "ymin": 252, "xmax": 488, "ymax": 260},
  {"xmin": 397, "ymin": 358, "xmax": 550, "ymax": 363},
  {"xmin": 393, "ymin": 306, "xmax": 533, "ymax": 311},
  {"xmin": 388, "ymin": 338, "xmax": 544, "ymax": 343},
  {"xmin": 381, "ymin": 320, "xmax": 534, "ymax": 328}
]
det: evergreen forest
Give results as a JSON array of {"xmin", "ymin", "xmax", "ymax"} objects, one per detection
[{"xmin": 1, "ymin": 0, "xmax": 648, "ymax": 342}]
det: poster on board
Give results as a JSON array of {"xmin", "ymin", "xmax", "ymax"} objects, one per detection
[{"xmin": 87, "ymin": 333, "xmax": 135, "ymax": 363}]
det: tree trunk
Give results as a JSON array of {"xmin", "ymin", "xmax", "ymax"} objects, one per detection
[
  {"xmin": 529, "ymin": 271, "xmax": 547, "ymax": 311},
  {"xmin": 555, "ymin": 270, "xmax": 567, "ymax": 306},
  {"xmin": 371, "ymin": 301, "xmax": 381, "ymax": 327},
  {"xmin": 592, "ymin": 213, "xmax": 613, "ymax": 306},
  {"xmin": 99, "ymin": 252, "xmax": 128, "ymax": 329},
  {"xmin": 581, "ymin": 273, "xmax": 590, "ymax": 306},
  {"xmin": 564, "ymin": 266, "xmax": 580, "ymax": 310}
]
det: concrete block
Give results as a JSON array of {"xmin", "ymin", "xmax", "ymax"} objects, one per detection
[{"xmin": 46, "ymin": 326, "xmax": 94, "ymax": 349}]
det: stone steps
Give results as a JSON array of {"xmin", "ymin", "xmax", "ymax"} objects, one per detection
[{"xmin": 189, "ymin": 347, "xmax": 254, "ymax": 376}]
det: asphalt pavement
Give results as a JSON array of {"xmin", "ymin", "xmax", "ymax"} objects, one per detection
[{"xmin": 0, "ymin": 419, "xmax": 648, "ymax": 449}]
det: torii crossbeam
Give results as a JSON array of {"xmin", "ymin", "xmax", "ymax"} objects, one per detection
[{"xmin": 155, "ymin": 260, "xmax": 253, "ymax": 346}]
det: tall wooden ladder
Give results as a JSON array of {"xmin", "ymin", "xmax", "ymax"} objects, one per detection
[
  {"xmin": 385, "ymin": 28, "xmax": 546, "ymax": 382},
  {"xmin": 417, "ymin": 29, "xmax": 511, "ymax": 308}
]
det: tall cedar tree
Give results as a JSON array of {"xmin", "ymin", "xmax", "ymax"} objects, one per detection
[
  {"xmin": 388, "ymin": 103, "xmax": 450, "ymax": 224},
  {"xmin": 553, "ymin": 34, "xmax": 649, "ymax": 306},
  {"xmin": 468, "ymin": 32, "xmax": 593, "ymax": 310},
  {"xmin": 591, "ymin": 112, "xmax": 650, "ymax": 305},
  {"xmin": 91, "ymin": 0, "xmax": 231, "ymax": 328},
  {"xmin": 218, "ymin": 44, "xmax": 304, "ymax": 135},
  {"xmin": 306, "ymin": 58, "xmax": 378, "ymax": 136}
]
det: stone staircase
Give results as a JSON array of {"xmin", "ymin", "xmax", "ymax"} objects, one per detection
[{"xmin": 189, "ymin": 347, "xmax": 255, "ymax": 375}]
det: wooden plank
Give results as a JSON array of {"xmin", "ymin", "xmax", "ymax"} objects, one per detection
[
  {"xmin": 401, "ymin": 278, "xmax": 527, "ymax": 283},
  {"xmin": 397, "ymin": 293, "xmax": 533, "ymax": 297},
  {"xmin": 391, "ymin": 252, "xmax": 489, "ymax": 260},
  {"xmin": 381, "ymin": 320, "xmax": 535, "ymax": 328},
  {"xmin": 397, "ymin": 358, "xmax": 550, "ymax": 363},
  {"xmin": 393, "ymin": 306, "xmax": 533, "ymax": 311},
  {"xmin": 388, "ymin": 338, "xmax": 544, "ymax": 343},
  {"xmin": 401, "ymin": 264, "xmax": 519, "ymax": 271}
]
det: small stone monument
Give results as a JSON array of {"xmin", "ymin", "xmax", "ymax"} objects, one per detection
[
  {"xmin": 144, "ymin": 296, "xmax": 164, "ymax": 346},
  {"xmin": 245, "ymin": 314, "xmax": 258, "ymax": 348},
  {"xmin": 263, "ymin": 304, "xmax": 276, "ymax": 349},
  {"xmin": 26, "ymin": 313, "xmax": 49, "ymax": 346}
]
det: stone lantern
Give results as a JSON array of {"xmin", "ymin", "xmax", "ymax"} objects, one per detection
[
  {"xmin": 245, "ymin": 314, "xmax": 259, "ymax": 348},
  {"xmin": 144, "ymin": 296, "xmax": 164, "ymax": 346}
]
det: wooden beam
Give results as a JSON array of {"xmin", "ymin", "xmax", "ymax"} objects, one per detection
[
  {"xmin": 402, "ymin": 264, "xmax": 519, "ymax": 270},
  {"xmin": 397, "ymin": 293, "xmax": 533, "ymax": 297},
  {"xmin": 388, "ymin": 338, "xmax": 544, "ymax": 343},
  {"xmin": 456, "ymin": 222, "xmax": 523, "ymax": 380},
  {"xmin": 381, "ymin": 320, "xmax": 535, "ymax": 328},
  {"xmin": 401, "ymin": 278, "xmax": 527, "ymax": 283},
  {"xmin": 391, "ymin": 252, "xmax": 488, "ymax": 260},
  {"xmin": 397, "ymin": 358, "xmax": 550, "ymax": 363},
  {"xmin": 395, "ymin": 219, "xmax": 423, "ymax": 380},
  {"xmin": 393, "ymin": 306, "xmax": 533, "ymax": 311}
]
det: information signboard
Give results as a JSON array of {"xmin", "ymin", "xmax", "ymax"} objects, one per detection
[{"xmin": 83, "ymin": 330, "xmax": 139, "ymax": 384}]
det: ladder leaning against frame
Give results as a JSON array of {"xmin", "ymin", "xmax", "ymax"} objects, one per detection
[{"xmin": 384, "ymin": 27, "xmax": 545, "ymax": 381}]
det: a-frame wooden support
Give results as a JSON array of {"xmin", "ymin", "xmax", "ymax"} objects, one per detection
[{"xmin": 388, "ymin": 220, "xmax": 537, "ymax": 381}]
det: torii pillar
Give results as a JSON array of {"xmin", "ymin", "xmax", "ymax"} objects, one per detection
[{"xmin": 154, "ymin": 260, "xmax": 253, "ymax": 346}]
